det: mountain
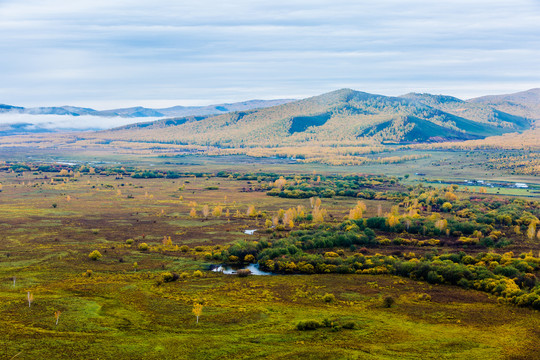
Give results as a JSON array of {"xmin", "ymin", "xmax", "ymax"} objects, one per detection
[
  {"xmin": 468, "ymin": 88, "xmax": 540, "ymax": 121},
  {"xmin": 401, "ymin": 93, "xmax": 530, "ymax": 131},
  {"xmin": 0, "ymin": 99, "xmax": 295, "ymax": 118},
  {"xmin": 94, "ymin": 88, "xmax": 531, "ymax": 146}
]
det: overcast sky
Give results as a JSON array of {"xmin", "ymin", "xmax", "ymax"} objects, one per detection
[{"xmin": 1, "ymin": 0, "xmax": 540, "ymax": 109}]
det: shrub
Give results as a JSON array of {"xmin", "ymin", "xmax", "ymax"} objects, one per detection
[
  {"xmin": 138, "ymin": 243, "xmax": 149, "ymax": 251},
  {"xmin": 457, "ymin": 278, "xmax": 470, "ymax": 289},
  {"xmin": 244, "ymin": 254, "xmax": 255, "ymax": 263},
  {"xmin": 162, "ymin": 272, "xmax": 179, "ymax": 282},
  {"xmin": 296, "ymin": 320, "xmax": 322, "ymax": 331},
  {"xmin": 193, "ymin": 270, "xmax": 203, "ymax": 277},
  {"xmin": 88, "ymin": 250, "xmax": 102, "ymax": 261},
  {"xmin": 180, "ymin": 272, "xmax": 189, "ymax": 279},
  {"xmin": 125, "ymin": 239, "xmax": 134, "ymax": 245},
  {"xmin": 322, "ymin": 293, "xmax": 336, "ymax": 303},
  {"xmin": 358, "ymin": 247, "xmax": 369, "ymax": 254},
  {"xmin": 442, "ymin": 202, "xmax": 452, "ymax": 212},
  {"xmin": 382, "ymin": 296, "xmax": 395, "ymax": 308},
  {"xmin": 180, "ymin": 245, "xmax": 189, "ymax": 252},
  {"xmin": 237, "ymin": 269, "xmax": 251, "ymax": 277},
  {"xmin": 427, "ymin": 271, "xmax": 443, "ymax": 284},
  {"xmin": 342, "ymin": 321, "xmax": 356, "ymax": 329}
]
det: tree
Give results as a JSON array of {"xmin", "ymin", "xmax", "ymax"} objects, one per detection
[
  {"xmin": 27, "ymin": 291, "xmax": 34, "ymax": 308},
  {"xmin": 247, "ymin": 205, "xmax": 257, "ymax": 217},
  {"xmin": 193, "ymin": 303, "xmax": 203, "ymax": 324},
  {"xmin": 202, "ymin": 204, "xmax": 210, "ymax": 218},
  {"xmin": 527, "ymin": 222, "xmax": 537, "ymax": 240},
  {"xmin": 312, "ymin": 207, "xmax": 326, "ymax": 223},
  {"xmin": 190, "ymin": 207, "xmax": 197, "ymax": 218},
  {"xmin": 212, "ymin": 206, "xmax": 223, "ymax": 217},
  {"xmin": 442, "ymin": 202, "xmax": 452, "ymax": 212},
  {"xmin": 162, "ymin": 236, "xmax": 173, "ymax": 247},
  {"xmin": 274, "ymin": 176, "xmax": 287, "ymax": 189},
  {"xmin": 435, "ymin": 219, "xmax": 447, "ymax": 231},
  {"xmin": 55, "ymin": 311, "xmax": 61, "ymax": 326},
  {"xmin": 348, "ymin": 205, "xmax": 363, "ymax": 220}
]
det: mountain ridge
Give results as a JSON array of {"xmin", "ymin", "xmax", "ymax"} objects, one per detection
[
  {"xmin": 96, "ymin": 88, "xmax": 532, "ymax": 146},
  {"xmin": 467, "ymin": 88, "xmax": 540, "ymax": 121},
  {"xmin": 0, "ymin": 99, "xmax": 296, "ymax": 118}
]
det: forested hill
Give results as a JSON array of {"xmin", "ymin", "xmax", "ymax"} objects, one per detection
[
  {"xmin": 468, "ymin": 88, "xmax": 540, "ymax": 122},
  {"xmin": 96, "ymin": 88, "xmax": 531, "ymax": 146}
]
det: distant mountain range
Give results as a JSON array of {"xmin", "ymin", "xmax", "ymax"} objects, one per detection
[
  {"xmin": 93, "ymin": 88, "xmax": 536, "ymax": 146},
  {"xmin": 1, "ymin": 88, "xmax": 538, "ymax": 145},
  {"xmin": 0, "ymin": 99, "xmax": 295, "ymax": 118}
]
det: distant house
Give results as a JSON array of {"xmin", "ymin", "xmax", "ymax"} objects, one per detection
[{"xmin": 515, "ymin": 183, "xmax": 528, "ymax": 188}]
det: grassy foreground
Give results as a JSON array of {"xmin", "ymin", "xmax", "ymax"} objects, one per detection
[
  {"xmin": 2, "ymin": 271, "xmax": 539, "ymax": 360},
  {"xmin": 0, "ymin": 160, "xmax": 538, "ymax": 359}
]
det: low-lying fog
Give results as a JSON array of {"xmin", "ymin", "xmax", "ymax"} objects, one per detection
[{"xmin": 0, "ymin": 113, "xmax": 162, "ymax": 132}]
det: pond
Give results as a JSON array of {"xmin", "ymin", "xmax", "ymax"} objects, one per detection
[{"xmin": 211, "ymin": 263, "xmax": 274, "ymax": 276}]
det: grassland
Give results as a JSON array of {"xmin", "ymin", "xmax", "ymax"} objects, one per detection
[{"xmin": 0, "ymin": 155, "xmax": 539, "ymax": 360}]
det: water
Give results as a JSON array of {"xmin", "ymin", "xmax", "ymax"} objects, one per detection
[{"xmin": 211, "ymin": 263, "xmax": 274, "ymax": 276}]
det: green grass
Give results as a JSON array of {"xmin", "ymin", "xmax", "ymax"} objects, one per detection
[{"xmin": 0, "ymin": 157, "xmax": 538, "ymax": 359}]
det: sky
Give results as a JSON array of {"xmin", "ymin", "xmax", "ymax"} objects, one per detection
[{"xmin": 1, "ymin": 0, "xmax": 540, "ymax": 109}]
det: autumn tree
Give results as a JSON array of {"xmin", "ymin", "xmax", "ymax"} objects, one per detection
[
  {"xmin": 348, "ymin": 205, "xmax": 363, "ymax": 220},
  {"xmin": 527, "ymin": 222, "xmax": 537, "ymax": 240},
  {"xmin": 310, "ymin": 197, "xmax": 321, "ymax": 209},
  {"xmin": 212, "ymin": 205, "xmax": 223, "ymax": 217},
  {"xmin": 435, "ymin": 219, "xmax": 448, "ymax": 232},
  {"xmin": 312, "ymin": 206, "xmax": 326, "ymax": 223},
  {"xmin": 55, "ymin": 311, "xmax": 61, "ymax": 325},
  {"xmin": 193, "ymin": 303, "xmax": 203, "ymax": 324},
  {"xmin": 274, "ymin": 176, "xmax": 287, "ymax": 189},
  {"xmin": 247, "ymin": 205, "xmax": 257, "ymax": 217},
  {"xmin": 162, "ymin": 236, "xmax": 173, "ymax": 247},
  {"xmin": 202, "ymin": 204, "xmax": 210, "ymax": 218}
]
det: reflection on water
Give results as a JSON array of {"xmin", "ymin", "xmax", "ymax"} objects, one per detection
[{"xmin": 211, "ymin": 263, "xmax": 273, "ymax": 276}]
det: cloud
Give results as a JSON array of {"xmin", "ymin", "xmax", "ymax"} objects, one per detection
[{"xmin": 1, "ymin": 0, "xmax": 539, "ymax": 107}]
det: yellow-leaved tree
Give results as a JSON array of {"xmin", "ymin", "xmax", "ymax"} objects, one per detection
[
  {"xmin": 193, "ymin": 303, "xmax": 203, "ymax": 324},
  {"xmin": 55, "ymin": 310, "xmax": 61, "ymax": 326}
]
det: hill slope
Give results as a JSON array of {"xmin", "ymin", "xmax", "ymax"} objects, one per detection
[
  {"xmin": 94, "ymin": 89, "xmax": 529, "ymax": 146},
  {"xmin": 401, "ymin": 93, "xmax": 530, "ymax": 130},
  {"xmin": 468, "ymin": 88, "xmax": 540, "ymax": 121}
]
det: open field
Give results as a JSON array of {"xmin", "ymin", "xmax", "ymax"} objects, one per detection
[{"xmin": 0, "ymin": 155, "xmax": 539, "ymax": 359}]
